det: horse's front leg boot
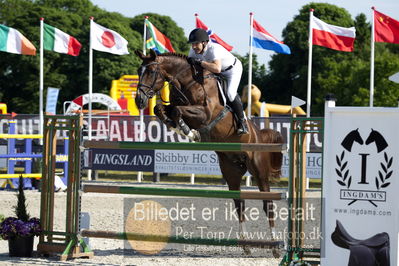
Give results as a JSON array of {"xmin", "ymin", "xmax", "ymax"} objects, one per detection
[{"xmin": 178, "ymin": 119, "xmax": 190, "ymax": 135}]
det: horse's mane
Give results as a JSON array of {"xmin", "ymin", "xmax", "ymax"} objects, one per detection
[{"xmin": 158, "ymin": 52, "xmax": 188, "ymax": 60}]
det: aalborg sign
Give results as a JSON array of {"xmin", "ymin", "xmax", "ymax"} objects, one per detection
[
  {"xmin": 335, "ymin": 128, "xmax": 392, "ymax": 207},
  {"xmin": 322, "ymin": 107, "xmax": 399, "ymax": 266}
]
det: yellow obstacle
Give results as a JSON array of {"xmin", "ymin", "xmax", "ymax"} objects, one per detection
[
  {"xmin": 0, "ymin": 134, "xmax": 43, "ymax": 139},
  {"xmin": 0, "ymin": 173, "xmax": 41, "ymax": 179},
  {"xmin": 0, "ymin": 103, "xmax": 7, "ymax": 114},
  {"xmin": 242, "ymin": 84, "xmax": 306, "ymax": 117}
]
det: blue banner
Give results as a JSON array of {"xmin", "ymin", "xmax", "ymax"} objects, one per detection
[
  {"xmin": 45, "ymin": 87, "xmax": 60, "ymax": 114},
  {"xmin": 83, "ymin": 148, "xmax": 154, "ymax": 171}
]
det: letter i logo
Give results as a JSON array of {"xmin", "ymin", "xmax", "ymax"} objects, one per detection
[{"xmin": 335, "ymin": 128, "xmax": 393, "ymax": 206}]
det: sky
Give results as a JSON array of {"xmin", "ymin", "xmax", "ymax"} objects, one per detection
[{"xmin": 90, "ymin": 0, "xmax": 398, "ymax": 67}]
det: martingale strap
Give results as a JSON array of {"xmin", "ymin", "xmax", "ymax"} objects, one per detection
[{"xmin": 198, "ymin": 105, "xmax": 232, "ymax": 141}]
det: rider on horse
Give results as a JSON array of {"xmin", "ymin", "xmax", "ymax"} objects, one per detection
[{"xmin": 187, "ymin": 28, "xmax": 249, "ymax": 135}]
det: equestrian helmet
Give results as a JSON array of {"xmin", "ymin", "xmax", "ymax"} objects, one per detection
[{"xmin": 188, "ymin": 28, "xmax": 209, "ymax": 43}]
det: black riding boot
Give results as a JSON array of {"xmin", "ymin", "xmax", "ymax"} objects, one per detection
[{"xmin": 229, "ymin": 95, "xmax": 248, "ymax": 135}]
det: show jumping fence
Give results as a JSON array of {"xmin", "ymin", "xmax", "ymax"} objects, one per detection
[
  {"xmin": 0, "ymin": 119, "xmax": 69, "ymax": 189},
  {"xmin": 37, "ymin": 114, "xmax": 322, "ymax": 265},
  {"xmin": 281, "ymin": 117, "xmax": 323, "ymax": 265}
]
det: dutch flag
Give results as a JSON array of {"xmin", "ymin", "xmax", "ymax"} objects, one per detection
[{"xmin": 252, "ymin": 19, "xmax": 291, "ymax": 54}]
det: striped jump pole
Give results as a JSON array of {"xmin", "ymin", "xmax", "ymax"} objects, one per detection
[
  {"xmin": 83, "ymin": 140, "xmax": 287, "ymax": 152},
  {"xmin": 81, "ymin": 229, "xmax": 284, "ymax": 249},
  {"xmin": 83, "ymin": 184, "xmax": 287, "ymax": 200},
  {"xmin": 0, "ymin": 134, "xmax": 43, "ymax": 139}
]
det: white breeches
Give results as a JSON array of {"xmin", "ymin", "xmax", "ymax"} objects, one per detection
[{"xmin": 223, "ymin": 59, "xmax": 243, "ymax": 102}]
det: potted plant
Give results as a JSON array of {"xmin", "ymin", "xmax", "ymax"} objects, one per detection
[
  {"xmin": 0, "ymin": 175, "xmax": 41, "ymax": 257},
  {"xmin": 0, "ymin": 214, "xmax": 4, "ymax": 240}
]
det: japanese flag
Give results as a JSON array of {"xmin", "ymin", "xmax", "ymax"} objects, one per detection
[{"xmin": 90, "ymin": 20, "xmax": 129, "ymax": 55}]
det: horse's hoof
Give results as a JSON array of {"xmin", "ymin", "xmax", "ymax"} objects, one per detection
[{"xmin": 191, "ymin": 130, "xmax": 201, "ymax": 142}]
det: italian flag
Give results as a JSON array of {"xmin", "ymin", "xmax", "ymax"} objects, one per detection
[
  {"xmin": 0, "ymin": 24, "xmax": 36, "ymax": 55},
  {"xmin": 44, "ymin": 23, "xmax": 81, "ymax": 56}
]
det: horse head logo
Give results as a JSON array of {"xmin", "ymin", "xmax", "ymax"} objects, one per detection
[
  {"xmin": 365, "ymin": 129, "xmax": 388, "ymax": 153},
  {"xmin": 341, "ymin": 129, "xmax": 363, "ymax": 152}
]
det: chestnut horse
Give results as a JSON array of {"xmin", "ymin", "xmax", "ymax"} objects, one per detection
[{"xmin": 135, "ymin": 49, "xmax": 283, "ymax": 247}]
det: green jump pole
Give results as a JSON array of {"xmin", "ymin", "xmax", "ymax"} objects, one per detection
[
  {"xmin": 83, "ymin": 185, "xmax": 286, "ymax": 200},
  {"xmin": 81, "ymin": 229, "xmax": 284, "ymax": 248},
  {"xmin": 83, "ymin": 140, "xmax": 286, "ymax": 152}
]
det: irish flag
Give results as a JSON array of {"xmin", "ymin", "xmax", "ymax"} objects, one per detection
[
  {"xmin": 0, "ymin": 24, "xmax": 36, "ymax": 55},
  {"xmin": 43, "ymin": 23, "xmax": 81, "ymax": 56}
]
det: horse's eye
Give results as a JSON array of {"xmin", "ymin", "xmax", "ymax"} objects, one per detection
[{"xmin": 147, "ymin": 68, "xmax": 156, "ymax": 74}]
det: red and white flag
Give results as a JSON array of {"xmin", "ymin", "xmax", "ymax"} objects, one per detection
[
  {"xmin": 90, "ymin": 20, "xmax": 129, "ymax": 55},
  {"xmin": 312, "ymin": 16, "xmax": 356, "ymax": 52},
  {"xmin": 195, "ymin": 14, "xmax": 233, "ymax": 51}
]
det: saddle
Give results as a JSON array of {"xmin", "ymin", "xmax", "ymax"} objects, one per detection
[{"xmin": 331, "ymin": 220, "xmax": 390, "ymax": 266}]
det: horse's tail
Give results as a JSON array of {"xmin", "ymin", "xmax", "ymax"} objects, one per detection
[{"xmin": 260, "ymin": 128, "xmax": 284, "ymax": 182}]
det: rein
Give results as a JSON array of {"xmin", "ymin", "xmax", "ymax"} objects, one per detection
[
  {"xmin": 137, "ymin": 62, "xmax": 160, "ymax": 99},
  {"xmin": 138, "ymin": 59, "xmax": 214, "ymax": 106}
]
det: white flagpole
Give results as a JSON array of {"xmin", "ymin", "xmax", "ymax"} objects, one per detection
[
  {"xmin": 370, "ymin": 7, "xmax": 375, "ymax": 107},
  {"xmin": 247, "ymin": 12, "xmax": 254, "ymax": 118},
  {"xmin": 306, "ymin": 9, "xmax": 314, "ymax": 117},
  {"xmin": 39, "ymin": 18, "xmax": 44, "ymax": 139},
  {"xmin": 89, "ymin": 17, "xmax": 94, "ymax": 141},
  {"xmin": 141, "ymin": 17, "xmax": 147, "ymax": 141},
  {"xmin": 143, "ymin": 16, "xmax": 148, "ymax": 55},
  {"xmin": 136, "ymin": 16, "xmax": 148, "ymax": 183},
  {"xmin": 87, "ymin": 17, "xmax": 94, "ymax": 181}
]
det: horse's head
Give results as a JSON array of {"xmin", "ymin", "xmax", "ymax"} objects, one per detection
[
  {"xmin": 341, "ymin": 128, "xmax": 363, "ymax": 152},
  {"xmin": 365, "ymin": 128, "xmax": 388, "ymax": 153},
  {"xmin": 135, "ymin": 49, "xmax": 164, "ymax": 110}
]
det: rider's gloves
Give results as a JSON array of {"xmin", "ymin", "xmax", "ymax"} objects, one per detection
[{"xmin": 187, "ymin": 57, "xmax": 202, "ymax": 66}]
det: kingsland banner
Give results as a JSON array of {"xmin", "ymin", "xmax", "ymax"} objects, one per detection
[
  {"xmin": 322, "ymin": 106, "xmax": 399, "ymax": 266},
  {"xmin": 83, "ymin": 148, "xmax": 154, "ymax": 171}
]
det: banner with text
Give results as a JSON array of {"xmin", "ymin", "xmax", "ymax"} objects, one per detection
[{"xmin": 322, "ymin": 107, "xmax": 399, "ymax": 266}]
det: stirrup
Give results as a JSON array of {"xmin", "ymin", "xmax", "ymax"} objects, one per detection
[{"xmin": 237, "ymin": 121, "xmax": 248, "ymax": 135}]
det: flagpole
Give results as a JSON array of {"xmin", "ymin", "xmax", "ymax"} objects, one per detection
[
  {"xmin": 143, "ymin": 16, "xmax": 148, "ymax": 55},
  {"xmin": 86, "ymin": 17, "xmax": 94, "ymax": 181},
  {"xmin": 306, "ymin": 9, "xmax": 314, "ymax": 117},
  {"xmin": 247, "ymin": 12, "xmax": 254, "ymax": 118},
  {"xmin": 89, "ymin": 17, "xmax": 94, "ymax": 141},
  {"xmin": 370, "ymin": 7, "xmax": 375, "ymax": 107},
  {"xmin": 136, "ymin": 16, "xmax": 149, "ymax": 183},
  {"xmin": 39, "ymin": 18, "xmax": 44, "ymax": 142}
]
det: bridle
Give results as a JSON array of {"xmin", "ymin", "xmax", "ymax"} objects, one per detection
[
  {"xmin": 137, "ymin": 60, "xmax": 192, "ymax": 105},
  {"xmin": 137, "ymin": 61, "xmax": 161, "ymax": 99},
  {"xmin": 137, "ymin": 58, "xmax": 212, "ymax": 106}
]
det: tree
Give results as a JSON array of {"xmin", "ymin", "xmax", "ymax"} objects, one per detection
[
  {"xmin": 236, "ymin": 53, "xmax": 267, "ymax": 97},
  {"xmin": 0, "ymin": 0, "xmax": 187, "ymax": 114}
]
